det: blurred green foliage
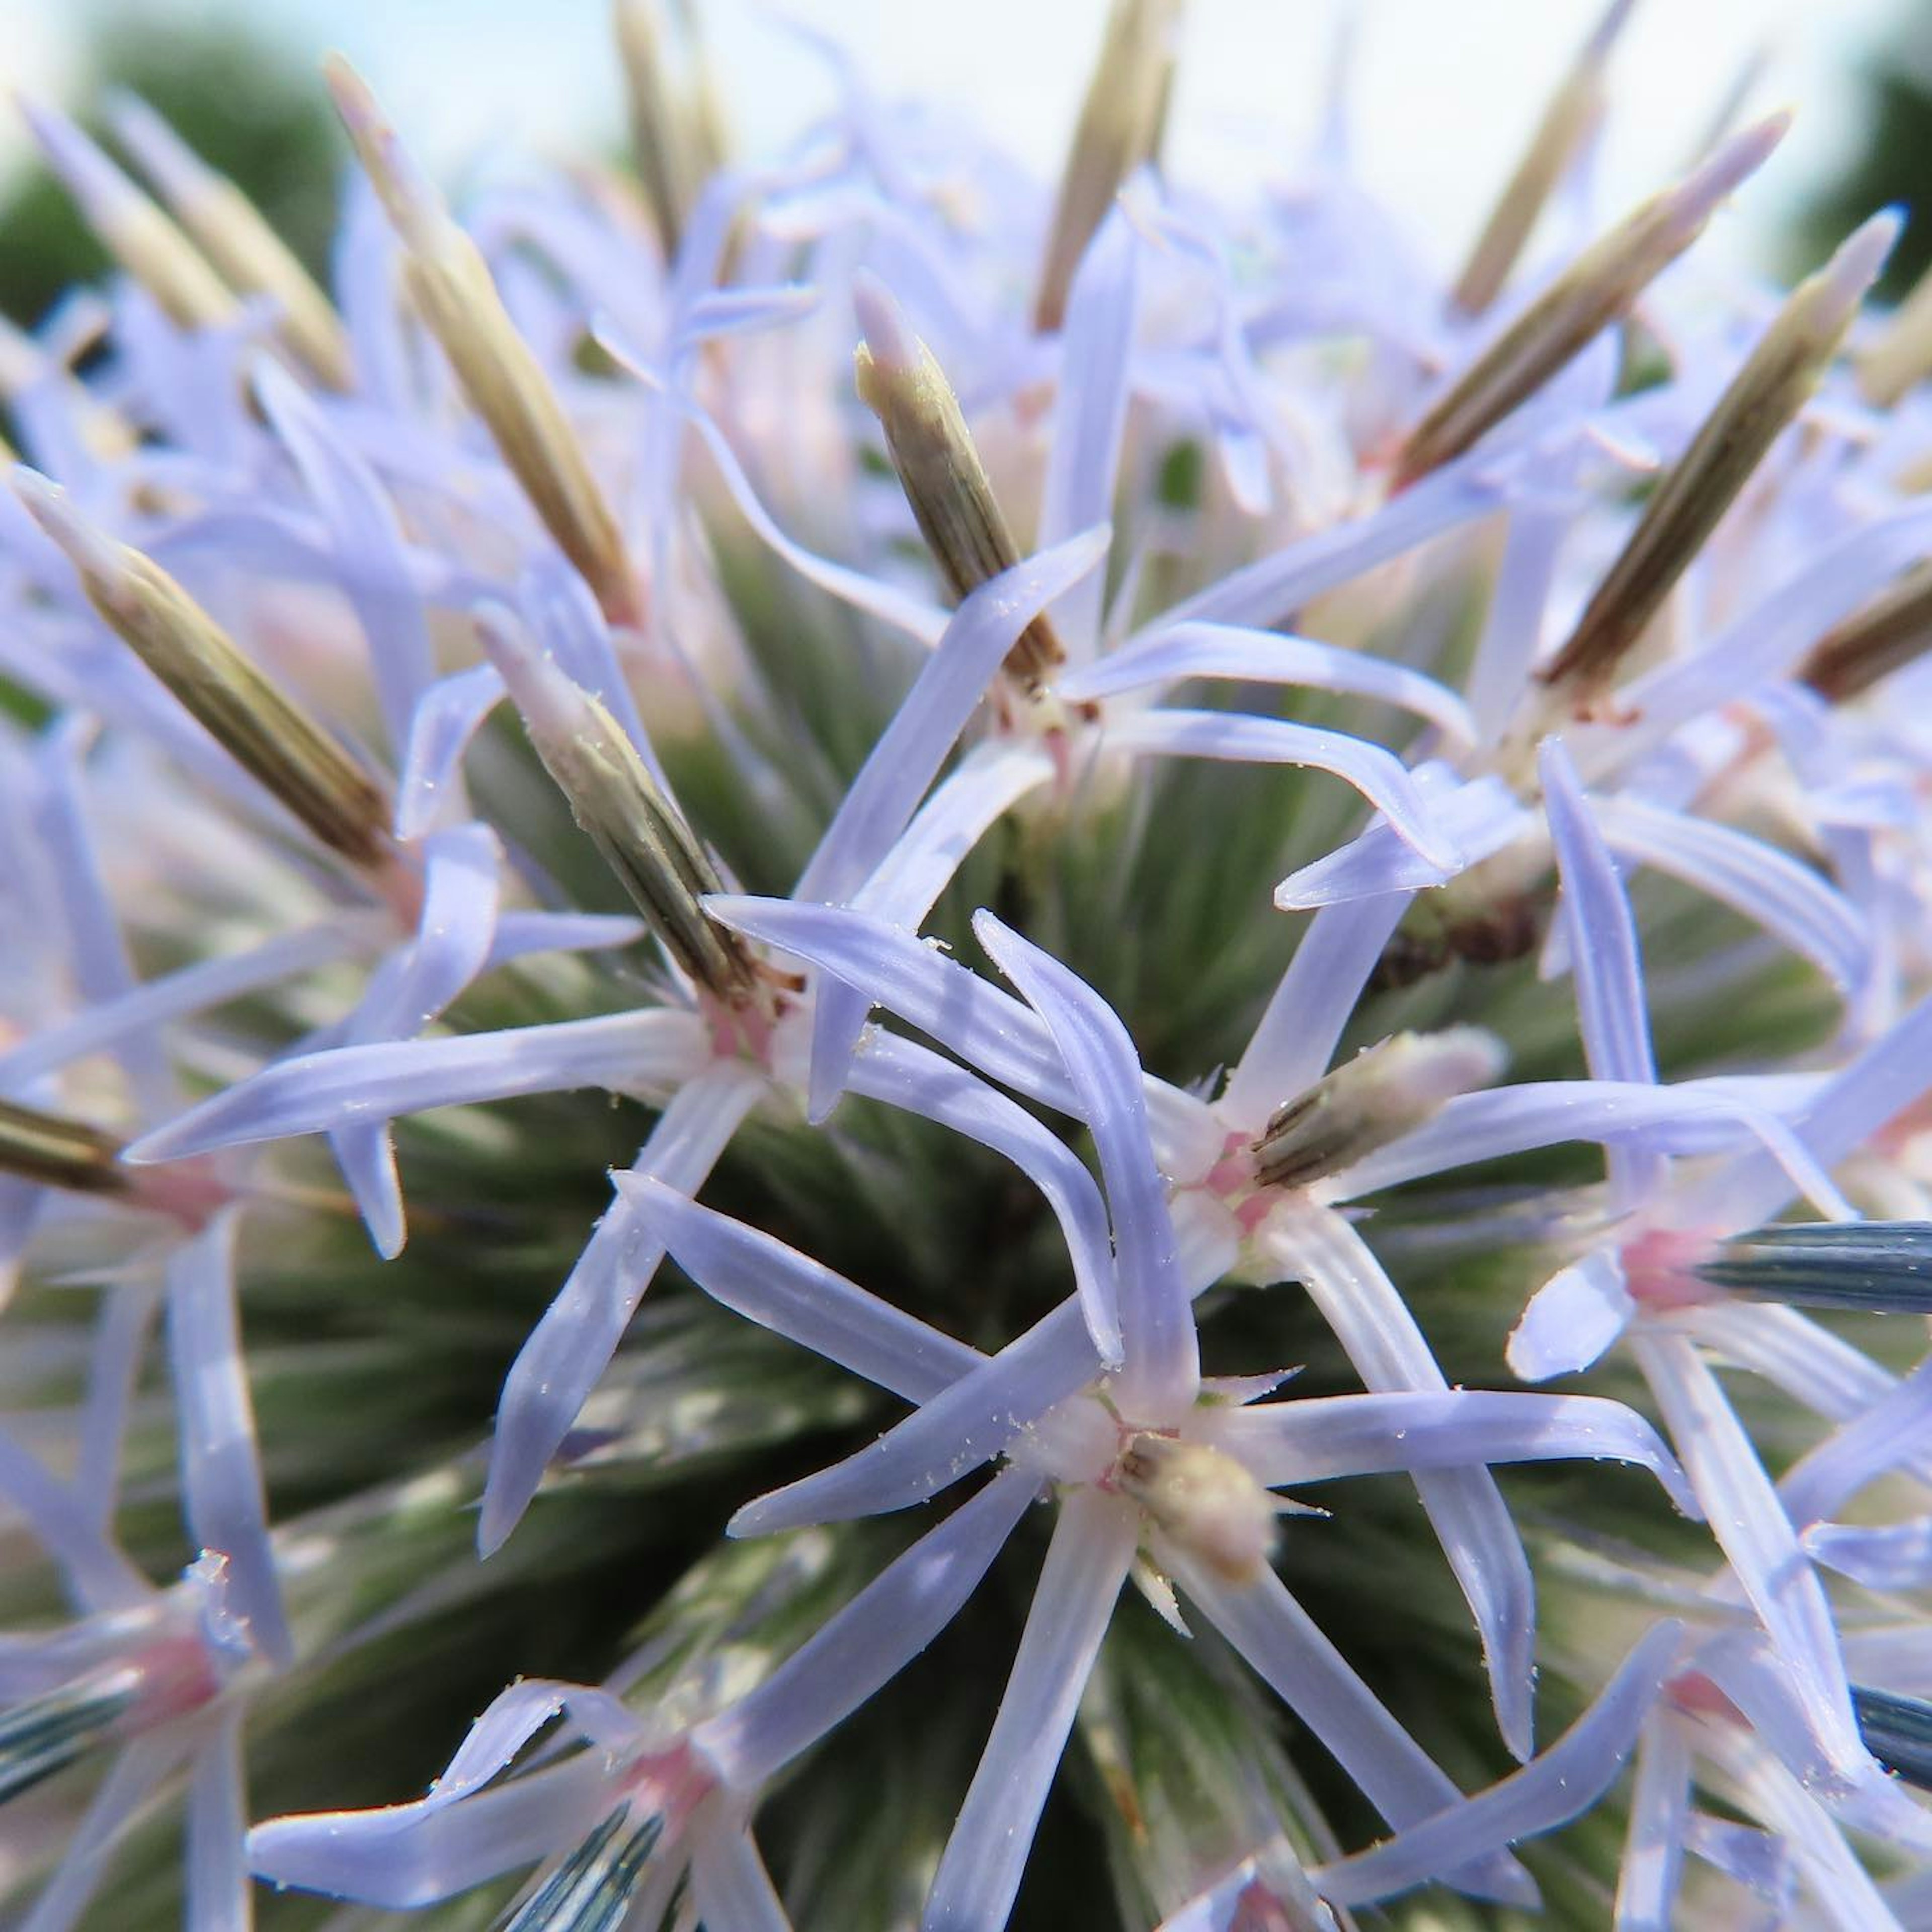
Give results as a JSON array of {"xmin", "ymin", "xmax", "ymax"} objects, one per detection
[
  {"xmin": 0, "ymin": 9, "xmax": 342, "ymax": 327},
  {"xmin": 1801, "ymin": 7, "xmax": 1932, "ymax": 298}
]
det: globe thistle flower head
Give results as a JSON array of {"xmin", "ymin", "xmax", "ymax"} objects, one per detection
[{"xmin": 6, "ymin": 6, "xmax": 1932, "ymax": 1929}]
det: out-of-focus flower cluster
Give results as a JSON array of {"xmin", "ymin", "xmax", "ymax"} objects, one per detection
[{"xmin": 9, "ymin": 1, "xmax": 1932, "ymax": 1924}]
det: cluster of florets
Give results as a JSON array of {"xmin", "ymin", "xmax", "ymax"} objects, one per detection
[{"xmin": 9, "ymin": 1, "xmax": 1932, "ymax": 1926}]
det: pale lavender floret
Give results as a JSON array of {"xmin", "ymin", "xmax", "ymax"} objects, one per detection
[
  {"xmin": 396, "ymin": 662, "xmax": 508, "ymax": 840},
  {"xmin": 1058, "ymin": 621, "xmax": 1478, "ymax": 747},
  {"xmin": 1036, "ymin": 206, "xmax": 1138, "ymax": 659},
  {"xmin": 973, "ymin": 910, "xmax": 1197, "ymax": 1419},
  {"xmin": 184, "ymin": 1708, "xmax": 249, "ymax": 1932},
  {"xmin": 1313, "ymin": 1623, "xmax": 1682, "ymax": 1910},
  {"xmin": 0, "ymin": 1419, "xmax": 150, "ymax": 1612},
  {"xmin": 477, "ymin": 1062, "xmax": 765, "ymax": 1555},
  {"xmin": 1257, "ymin": 1208, "xmax": 1539, "ymax": 1761},
  {"xmin": 1097, "ymin": 708, "xmax": 1460, "ymax": 875},
  {"xmin": 73, "ymin": 1280, "xmax": 160, "ymax": 1541},
  {"xmin": 923, "ymin": 1488, "xmax": 1136, "ymax": 1931},
  {"xmin": 694, "ymin": 1467, "xmax": 1042, "ymax": 1791},
  {"xmin": 1207, "ymin": 1389, "xmax": 1698, "ymax": 1516},
  {"xmin": 125, "ymin": 1007, "xmax": 710, "ymax": 1163},
  {"xmin": 1162, "ymin": 1547, "xmax": 1535, "ymax": 1906},
  {"xmin": 164, "ymin": 1204, "xmax": 291, "ymax": 1667},
  {"xmin": 252, "ymin": 358, "xmax": 434, "ymax": 758},
  {"xmin": 1615, "ymin": 1717, "xmax": 1694, "ymax": 1931},
  {"xmin": 1540, "ymin": 737, "xmax": 1668, "ymax": 1211},
  {"xmin": 20, "ymin": 1733, "xmax": 187, "ymax": 1932},
  {"xmin": 1779, "ymin": 1353, "xmax": 1932, "ymax": 1530}
]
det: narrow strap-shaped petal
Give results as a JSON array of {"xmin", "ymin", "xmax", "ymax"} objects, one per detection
[
  {"xmin": 1313, "ymin": 1623, "xmax": 1681, "ymax": 1909},
  {"xmin": 1275, "ymin": 768, "xmax": 1532, "ymax": 908},
  {"xmin": 255, "ymin": 357, "xmax": 433, "ymax": 755},
  {"xmin": 247, "ymin": 1754, "xmax": 612, "ymax": 1908},
  {"xmin": 697, "ymin": 1467, "xmax": 1040, "ymax": 1790},
  {"xmin": 1807, "ymin": 1518, "xmax": 1932, "ymax": 1590},
  {"xmin": 1038, "ymin": 205, "xmax": 1137, "ymax": 659},
  {"xmin": 1220, "ymin": 895, "xmax": 1410, "ymax": 1133},
  {"xmin": 655, "ymin": 384, "xmax": 949, "ymax": 644},
  {"xmin": 1467, "ymin": 459, "xmax": 1574, "ymax": 746},
  {"xmin": 478, "ymin": 1062, "xmax": 764, "ymax": 1555},
  {"xmin": 1507, "ymin": 1250, "xmax": 1634, "ymax": 1381},
  {"xmin": 1592, "ymin": 792, "xmax": 1869, "ymax": 1002},
  {"xmin": 1695, "ymin": 1700, "xmax": 1908, "ymax": 1932},
  {"xmin": 1168, "ymin": 1547, "xmax": 1535, "ymax": 1907},
  {"xmin": 1613, "ymin": 1714, "xmax": 1693, "ymax": 1930},
  {"xmin": 848, "ymin": 1030, "xmax": 1120, "ymax": 1362},
  {"xmin": 726, "ymin": 1300, "xmax": 1093, "ymax": 1537},
  {"xmin": 795, "ymin": 528, "xmax": 1109, "ymax": 907},
  {"xmin": 1682, "ymin": 1813, "xmax": 1793, "ymax": 1910},
  {"xmin": 396, "ymin": 663, "xmax": 504, "ymax": 840},
  {"xmin": 974, "ymin": 911, "xmax": 1196, "ymax": 1419},
  {"xmin": 1539, "ymin": 738, "xmax": 1664, "ymax": 1210},
  {"xmin": 1631, "ymin": 1330, "xmax": 1858, "ymax": 1773},
  {"xmin": 184, "ymin": 1707, "xmax": 250, "ymax": 1932},
  {"xmin": 0, "ymin": 1419, "xmax": 150, "ymax": 1612},
  {"xmin": 488, "ymin": 910, "xmax": 646, "ymax": 962},
  {"xmin": 852, "ymin": 739, "xmax": 1057, "ymax": 930},
  {"xmin": 1337, "ymin": 1078, "xmax": 1846, "ymax": 1217},
  {"xmin": 1262, "ymin": 1208, "xmax": 1536, "ymax": 1758},
  {"xmin": 616, "ymin": 1173, "xmax": 982, "ymax": 1404},
  {"xmin": 707, "ymin": 897, "xmax": 1074, "ymax": 1111},
  {"xmin": 166, "ymin": 1203, "xmax": 291, "ymax": 1668},
  {"xmin": 1061, "ymin": 622, "xmax": 1476, "ymax": 746},
  {"xmin": 331, "ymin": 1119, "xmax": 406, "ymax": 1259},
  {"xmin": 19, "ymin": 1732, "xmax": 185, "ymax": 1932},
  {"xmin": 1680, "ymin": 985, "xmax": 1932, "ymax": 1233},
  {"xmin": 808, "ymin": 740, "xmax": 1057, "ymax": 1113},
  {"xmin": 127, "ymin": 1008, "xmax": 710, "ymax": 1163},
  {"xmin": 0, "ymin": 919, "xmax": 376, "ymax": 1090},
  {"xmin": 1779, "ymin": 1354, "xmax": 1932, "ymax": 1529},
  {"xmin": 687, "ymin": 1822, "xmax": 796, "ymax": 1932},
  {"xmin": 922, "ymin": 1488, "xmax": 1136, "ymax": 1932},
  {"xmin": 73, "ymin": 1281, "xmax": 160, "ymax": 1537},
  {"xmin": 1137, "ymin": 455, "xmax": 1510, "ymax": 638},
  {"xmin": 1211, "ymin": 1390, "xmax": 1696, "ymax": 1514},
  {"xmin": 1097, "ymin": 709, "xmax": 1459, "ymax": 873}
]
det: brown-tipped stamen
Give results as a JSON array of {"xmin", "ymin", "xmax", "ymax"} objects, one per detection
[
  {"xmin": 1539, "ymin": 210, "xmax": 1899, "ymax": 708},
  {"xmin": 1450, "ymin": 0, "xmax": 1640, "ymax": 318},
  {"xmin": 1394, "ymin": 112, "xmax": 1788, "ymax": 490},
  {"xmin": 107, "ymin": 93, "xmax": 353, "ymax": 391},
  {"xmin": 854, "ymin": 276, "xmax": 1065, "ymax": 691},
  {"xmin": 324, "ymin": 57, "xmax": 643, "ymax": 630},
  {"xmin": 1858, "ymin": 255, "xmax": 1932, "ymax": 409},
  {"xmin": 1033, "ymin": 0, "xmax": 1181, "ymax": 335},
  {"xmin": 15, "ymin": 470, "xmax": 393, "ymax": 871},
  {"xmin": 1253, "ymin": 1028, "xmax": 1506, "ymax": 1190},
  {"xmin": 0, "ymin": 1097, "xmax": 130, "ymax": 1197},
  {"xmin": 477, "ymin": 612, "xmax": 759, "ymax": 1005},
  {"xmin": 18, "ymin": 95, "xmax": 236, "ymax": 333},
  {"xmin": 613, "ymin": 0, "xmax": 727, "ymax": 261},
  {"xmin": 1798, "ymin": 558, "xmax": 1932, "ymax": 703}
]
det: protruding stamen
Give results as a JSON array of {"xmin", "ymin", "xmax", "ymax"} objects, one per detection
[
  {"xmin": 1858, "ymin": 255, "xmax": 1932, "ymax": 408},
  {"xmin": 1252, "ymin": 1028, "xmax": 1507, "ymax": 1190},
  {"xmin": 477, "ymin": 612, "xmax": 757, "ymax": 1004},
  {"xmin": 1693, "ymin": 1221, "xmax": 1932, "ymax": 1315},
  {"xmin": 0, "ymin": 1095, "xmax": 130, "ymax": 1196},
  {"xmin": 17, "ymin": 95, "xmax": 236, "ymax": 332},
  {"xmin": 1395, "ymin": 113, "xmax": 1787, "ymax": 488},
  {"xmin": 107, "ymin": 93, "xmax": 353, "ymax": 390},
  {"xmin": 324, "ymin": 58, "xmax": 642, "ymax": 629},
  {"xmin": 854, "ymin": 276, "xmax": 1065, "ymax": 691},
  {"xmin": 1797, "ymin": 558, "xmax": 1932, "ymax": 702},
  {"xmin": 1852, "ymin": 1686, "xmax": 1932, "ymax": 1793},
  {"xmin": 612, "ymin": 0, "xmax": 728, "ymax": 261},
  {"xmin": 1451, "ymin": 0, "xmax": 1640, "ymax": 317},
  {"xmin": 1116, "ymin": 1432, "xmax": 1282, "ymax": 1585},
  {"xmin": 15, "ymin": 469, "xmax": 393, "ymax": 870},
  {"xmin": 1033, "ymin": 0, "xmax": 1181, "ymax": 334},
  {"xmin": 1539, "ymin": 210, "xmax": 1898, "ymax": 706}
]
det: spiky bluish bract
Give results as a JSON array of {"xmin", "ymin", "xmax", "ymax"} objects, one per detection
[{"xmin": 5, "ymin": 4, "xmax": 1932, "ymax": 1927}]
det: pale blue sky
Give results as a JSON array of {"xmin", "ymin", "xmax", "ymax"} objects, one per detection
[{"xmin": 0, "ymin": 0, "xmax": 1917, "ymax": 275}]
